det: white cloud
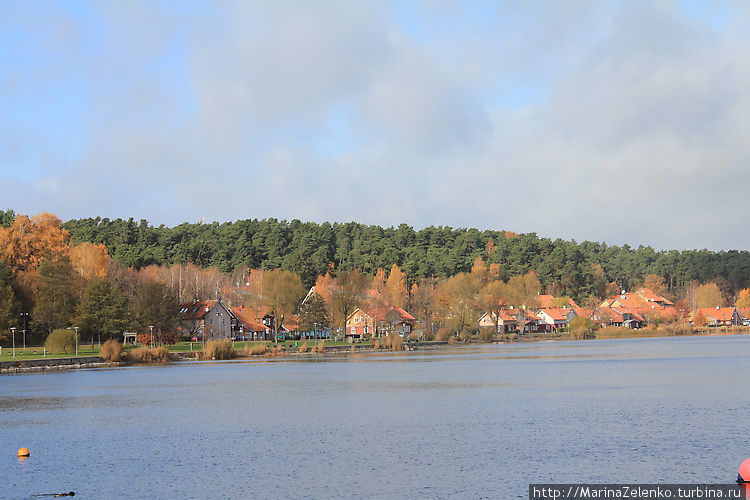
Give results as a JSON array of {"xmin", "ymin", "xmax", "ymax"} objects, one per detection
[{"xmin": 2, "ymin": 0, "xmax": 750, "ymax": 250}]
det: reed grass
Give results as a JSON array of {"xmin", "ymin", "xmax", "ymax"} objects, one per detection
[
  {"xmin": 201, "ymin": 340, "xmax": 236, "ymax": 360},
  {"xmin": 125, "ymin": 346, "xmax": 171, "ymax": 364},
  {"xmin": 100, "ymin": 339, "xmax": 122, "ymax": 362}
]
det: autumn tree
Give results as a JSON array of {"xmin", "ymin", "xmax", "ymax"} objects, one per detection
[
  {"xmin": 76, "ymin": 278, "xmax": 130, "ymax": 342},
  {"xmin": 325, "ymin": 270, "xmax": 369, "ymax": 336},
  {"xmin": 0, "ymin": 213, "xmax": 70, "ymax": 273},
  {"xmin": 736, "ymin": 289, "xmax": 750, "ymax": 308},
  {"xmin": 371, "ymin": 268, "xmax": 386, "ymax": 295},
  {"xmin": 439, "ymin": 272, "xmax": 482, "ymax": 337},
  {"xmin": 551, "ymin": 296, "xmax": 572, "ymax": 308},
  {"xmin": 478, "ymin": 280, "xmax": 509, "ymax": 334},
  {"xmin": 33, "ymin": 257, "xmax": 80, "ymax": 335},
  {"xmin": 590, "ymin": 263, "xmax": 607, "ymax": 299},
  {"xmin": 506, "ymin": 271, "xmax": 541, "ymax": 308},
  {"xmin": 693, "ymin": 283, "xmax": 724, "ymax": 309},
  {"xmin": 569, "ymin": 316, "xmax": 596, "ymax": 340},
  {"xmin": 693, "ymin": 309, "xmax": 707, "ymax": 327},
  {"xmin": 258, "ymin": 269, "xmax": 305, "ymax": 342},
  {"xmin": 71, "ymin": 243, "xmax": 110, "ymax": 281},
  {"xmin": 383, "ymin": 264, "xmax": 407, "ymax": 308},
  {"xmin": 409, "ymin": 279, "xmax": 439, "ymax": 338},
  {"xmin": 641, "ymin": 274, "xmax": 669, "ymax": 297}
]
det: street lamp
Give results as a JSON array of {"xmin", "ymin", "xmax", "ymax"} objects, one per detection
[
  {"xmin": 149, "ymin": 325, "xmax": 154, "ymax": 348},
  {"xmin": 74, "ymin": 326, "xmax": 79, "ymax": 357},
  {"xmin": 10, "ymin": 327, "xmax": 16, "ymax": 358},
  {"xmin": 20, "ymin": 312, "xmax": 29, "ymax": 350}
]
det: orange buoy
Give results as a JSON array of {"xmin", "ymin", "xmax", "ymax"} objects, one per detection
[
  {"xmin": 739, "ymin": 458, "xmax": 750, "ymax": 481},
  {"xmin": 17, "ymin": 448, "xmax": 30, "ymax": 457}
]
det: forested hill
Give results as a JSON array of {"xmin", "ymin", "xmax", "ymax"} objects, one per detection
[{"xmin": 60, "ymin": 216, "xmax": 750, "ymax": 297}]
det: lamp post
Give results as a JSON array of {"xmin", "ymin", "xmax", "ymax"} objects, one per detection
[
  {"xmin": 74, "ymin": 326, "xmax": 79, "ymax": 357},
  {"xmin": 20, "ymin": 312, "xmax": 29, "ymax": 350},
  {"xmin": 11, "ymin": 327, "xmax": 16, "ymax": 358},
  {"xmin": 313, "ymin": 322, "xmax": 318, "ymax": 340},
  {"xmin": 149, "ymin": 325, "xmax": 154, "ymax": 348}
]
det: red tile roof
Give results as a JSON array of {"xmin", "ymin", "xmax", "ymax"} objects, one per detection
[
  {"xmin": 230, "ymin": 306, "xmax": 266, "ymax": 331},
  {"xmin": 538, "ymin": 307, "xmax": 573, "ymax": 321},
  {"xmin": 696, "ymin": 307, "xmax": 737, "ymax": 322}
]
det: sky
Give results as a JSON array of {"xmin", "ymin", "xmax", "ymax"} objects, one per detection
[{"xmin": 1, "ymin": 0, "xmax": 749, "ymax": 250}]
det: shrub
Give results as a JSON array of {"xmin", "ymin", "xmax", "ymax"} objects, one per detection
[
  {"xmin": 478, "ymin": 327, "xmax": 495, "ymax": 342},
  {"xmin": 45, "ymin": 329, "xmax": 76, "ymax": 354},
  {"xmin": 458, "ymin": 330, "xmax": 472, "ymax": 342},
  {"xmin": 100, "ymin": 339, "xmax": 123, "ymax": 362},
  {"xmin": 435, "ymin": 327, "xmax": 452, "ymax": 341},
  {"xmin": 201, "ymin": 340, "xmax": 236, "ymax": 360},
  {"xmin": 298, "ymin": 342, "xmax": 308, "ymax": 353},
  {"xmin": 314, "ymin": 342, "xmax": 326, "ymax": 353},
  {"xmin": 659, "ymin": 323, "xmax": 694, "ymax": 336},
  {"xmin": 569, "ymin": 316, "xmax": 597, "ymax": 340},
  {"xmin": 247, "ymin": 344, "xmax": 269, "ymax": 355},
  {"xmin": 125, "ymin": 346, "xmax": 171, "ymax": 364}
]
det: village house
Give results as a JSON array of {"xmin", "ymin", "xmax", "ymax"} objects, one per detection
[
  {"xmin": 600, "ymin": 288, "xmax": 674, "ymax": 310},
  {"xmin": 536, "ymin": 307, "xmax": 577, "ymax": 332},
  {"xmin": 590, "ymin": 307, "xmax": 645, "ymax": 329},
  {"xmin": 536, "ymin": 293, "xmax": 592, "ymax": 320},
  {"xmin": 177, "ymin": 299, "xmax": 237, "ymax": 340},
  {"xmin": 346, "ymin": 305, "xmax": 416, "ymax": 338},
  {"xmin": 478, "ymin": 310, "xmax": 517, "ymax": 333},
  {"xmin": 738, "ymin": 308, "xmax": 750, "ymax": 326},
  {"xmin": 230, "ymin": 306, "xmax": 300, "ymax": 341},
  {"xmin": 694, "ymin": 306, "xmax": 741, "ymax": 327}
]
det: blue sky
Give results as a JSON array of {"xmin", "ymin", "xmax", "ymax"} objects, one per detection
[{"xmin": 2, "ymin": 0, "xmax": 749, "ymax": 250}]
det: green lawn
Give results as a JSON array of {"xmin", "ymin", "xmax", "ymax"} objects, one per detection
[{"xmin": 0, "ymin": 339, "xmax": 369, "ymax": 362}]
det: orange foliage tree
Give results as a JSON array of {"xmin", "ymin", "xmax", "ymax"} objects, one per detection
[{"xmin": 0, "ymin": 213, "xmax": 70, "ymax": 273}]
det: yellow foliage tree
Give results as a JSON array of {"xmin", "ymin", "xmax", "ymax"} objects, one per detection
[
  {"xmin": 736, "ymin": 289, "xmax": 750, "ymax": 308},
  {"xmin": 694, "ymin": 283, "xmax": 724, "ymax": 309},
  {"xmin": 71, "ymin": 242, "xmax": 110, "ymax": 281},
  {"xmin": 384, "ymin": 264, "xmax": 407, "ymax": 308}
]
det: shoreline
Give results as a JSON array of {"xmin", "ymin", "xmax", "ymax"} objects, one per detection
[{"xmin": 2, "ymin": 330, "xmax": 746, "ymax": 374}]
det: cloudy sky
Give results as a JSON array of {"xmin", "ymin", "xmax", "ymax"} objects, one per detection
[{"xmin": 1, "ymin": 0, "xmax": 748, "ymax": 250}]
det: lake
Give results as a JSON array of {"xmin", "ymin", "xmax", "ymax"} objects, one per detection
[{"xmin": 1, "ymin": 335, "xmax": 749, "ymax": 499}]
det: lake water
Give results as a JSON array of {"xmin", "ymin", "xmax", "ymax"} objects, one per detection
[{"xmin": 1, "ymin": 335, "xmax": 749, "ymax": 499}]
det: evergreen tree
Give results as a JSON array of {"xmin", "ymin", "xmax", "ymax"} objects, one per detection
[
  {"xmin": 130, "ymin": 281, "xmax": 178, "ymax": 340},
  {"xmin": 76, "ymin": 278, "xmax": 130, "ymax": 341},
  {"xmin": 298, "ymin": 293, "xmax": 330, "ymax": 333},
  {"xmin": 33, "ymin": 257, "xmax": 80, "ymax": 334}
]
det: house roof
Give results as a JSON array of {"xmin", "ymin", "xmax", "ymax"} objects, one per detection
[
  {"xmin": 389, "ymin": 306, "xmax": 415, "ymax": 322},
  {"xmin": 230, "ymin": 306, "xmax": 267, "ymax": 331},
  {"xmin": 696, "ymin": 307, "xmax": 736, "ymax": 322},
  {"xmin": 538, "ymin": 307, "xmax": 573, "ymax": 321},
  {"xmin": 536, "ymin": 294, "xmax": 579, "ymax": 309},
  {"xmin": 230, "ymin": 306, "xmax": 300, "ymax": 332},
  {"xmin": 593, "ymin": 306, "xmax": 644, "ymax": 323},
  {"xmin": 178, "ymin": 300, "xmax": 218, "ymax": 320},
  {"xmin": 635, "ymin": 288, "xmax": 674, "ymax": 306},
  {"xmin": 348, "ymin": 304, "xmax": 416, "ymax": 324}
]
